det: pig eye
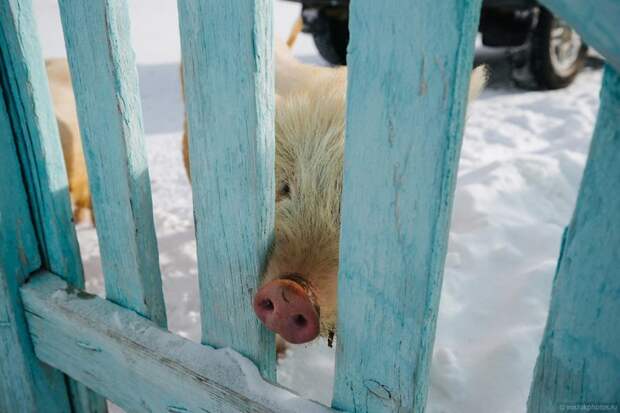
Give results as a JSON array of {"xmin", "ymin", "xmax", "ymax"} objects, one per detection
[{"xmin": 277, "ymin": 182, "xmax": 291, "ymax": 199}]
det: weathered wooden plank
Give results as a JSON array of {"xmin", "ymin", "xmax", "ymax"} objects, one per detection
[
  {"xmin": 21, "ymin": 271, "xmax": 337, "ymax": 413},
  {"xmin": 0, "ymin": 83, "xmax": 72, "ymax": 413},
  {"xmin": 0, "ymin": 1, "xmax": 109, "ymax": 410},
  {"xmin": 0, "ymin": 88, "xmax": 41, "ymax": 297},
  {"xmin": 178, "ymin": 1, "xmax": 276, "ymax": 379},
  {"xmin": 332, "ymin": 1, "xmax": 482, "ymax": 412},
  {"xmin": 527, "ymin": 65, "xmax": 620, "ymax": 412},
  {"xmin": 58, "ymin": 0, "xmax": 166, "ymax": 327},
  {"xmin": 538, "ymin": 0, "xmax": 620, "ymax": 72},
  {"xmin": 0, "ymin": 0, "xmax": 84, "ymax": 288}
]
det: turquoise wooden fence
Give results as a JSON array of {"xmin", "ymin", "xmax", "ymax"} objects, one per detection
[{"xmin": 0, "ymin": 0, "xmax": 618, "ymax": 412}]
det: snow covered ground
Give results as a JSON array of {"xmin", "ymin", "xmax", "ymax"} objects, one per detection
[{"xmin": 34, "ymin": 1, "xmax": 603, "ymax": 412}]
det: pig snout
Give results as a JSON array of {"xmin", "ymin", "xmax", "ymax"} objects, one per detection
[{"xmin": 253, "ymin": 278, "xmax": 319, "ymax": 344}]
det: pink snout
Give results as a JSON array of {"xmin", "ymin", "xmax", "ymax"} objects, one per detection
[{"xmin": 253, "ymin": 279, "xmax": 320, "ymax": 344}]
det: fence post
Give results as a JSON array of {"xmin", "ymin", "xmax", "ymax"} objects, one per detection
[
  {"xmin": 178, "ymin": 0, "xmax": 276, "ymax": 380},
  {"xmin": 527, "ymin": 65, "xmax": 620, "ymax": 412},
  {"xmin": 0, "ymin": 82, "xmax": 72, "ymax": 413},
  {"xmin": 0, "ymin": 0, "xmax": 107, "ymax": 410},
  {"xmin": 332, "ymin": 0, "xmax": 482, "ymax": 411}
]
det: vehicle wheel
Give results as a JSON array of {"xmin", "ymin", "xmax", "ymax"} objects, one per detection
[
  {"xmin": 312, "ymin": 13, "xmax": 349, "ymax": 65},
  {"xmin": 528, "ymin": 9, "xmax": 587, "ymax": 89}
]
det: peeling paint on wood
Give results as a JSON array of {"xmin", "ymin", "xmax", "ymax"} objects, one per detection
[
  {"xmin": 332, "ymin": 1, "xmax": 482, "ymax": 412},
  {"xmin": 527, "ymin": 65, "xmax": 620, "ymax": 412},
  {"xmin": 178, "ymin": 0, "xmax": 276, "ymax": 380},
  {"xmin": 58, "ymin": 0, "xmax": 166, "ymax": 328}
]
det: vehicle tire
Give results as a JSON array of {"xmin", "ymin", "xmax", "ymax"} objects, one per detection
[
  {"xmin": 528, "ymin": 8, "xmax": 587, "ymax": 89},
  {"xmin": 312, "ymin": 14, "xmax": 349, "ymax": 65}
]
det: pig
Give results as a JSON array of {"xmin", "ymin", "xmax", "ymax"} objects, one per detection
[
  {"xmin": 182, "ymin": 40, "xmax": 488, "ymax": 346},
  {"xmin": 46, "ymin": 58, "xmax": 93, "ymax": 224}
]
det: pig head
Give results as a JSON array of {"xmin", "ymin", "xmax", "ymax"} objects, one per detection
[{"xmin": 254, "ymin": 71, "xmax": 346, "ymax": 344}]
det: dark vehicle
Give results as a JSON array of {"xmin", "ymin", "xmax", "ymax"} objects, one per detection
[{"xmin": 285, "ymin": 0, "xmax": 588, "ymax": 89}]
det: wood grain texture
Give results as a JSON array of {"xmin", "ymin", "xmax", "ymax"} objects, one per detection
[
  {"xmin": 58, "ymin": 0, "xmax": 166, "ymax": 327},
  {"xmin": 21, "ymin": 272, "xmax": 338, "ymax": 413},
  {"xmin": 0, "ymin": 82, "xmax": 72, "ymax": 413},
  {"xmin": 332, "ymin": 1, "xmax": 482, "ymax": 412},
  {"xmin": 0, "ymin": 1, "xmax": 108, "ymax": 410},
  {"xmin": 538, "ymin": 0, "xmax": 620, "ymax": 72},
  {"xmin": 0, "ymin": 0, "xmax": 84, "ymax": 288},
  {"xmin": 527, "ymin": 65, "xmax": 620, "ymax": 412},
  {"xmin": 178, "ymin": 0, "xmax": 276, "ymax": 380}
]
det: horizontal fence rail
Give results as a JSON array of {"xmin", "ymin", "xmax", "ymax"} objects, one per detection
[
  {"xmin": 178, "ymin": 0, "xmax": 276, "ymax": 379},
  {"xmin": 333, "ymin": 0, "xmax": 482, "ymax": 412},
  {"xmin": 0, "ymin": 0, "xmax": 83, "ymax": 288},
  {"xmin": 21, "ymin": 272, "xmax": 337, "ymax": 413}
]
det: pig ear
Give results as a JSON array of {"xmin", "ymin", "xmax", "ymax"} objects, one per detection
[{"xmin": 467, "ymin": 65, "xmax": 488, "ymax": 102}]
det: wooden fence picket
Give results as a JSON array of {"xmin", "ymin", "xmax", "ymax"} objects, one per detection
[
  {"xmin": 527, "ymin": 65, "xmax": 620, "ymax": 412},
  {"xmin": 332, "ymin": 1, "xmax": 482, "ymax": 412},
  {"xmin": 58, "ymin": 0, "xmax": 167, "ymax": 328},
  {"xmin": 0, "ymin": 0, "xmax": 84, "ymax": 289},
  {"xmin": 178, "ymin": 0, "xmax": 277, "ymax": 380}
]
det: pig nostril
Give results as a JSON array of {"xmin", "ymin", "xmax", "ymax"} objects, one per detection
[
  {"xmin": 259, "ymin": 299, "xmax": 274, "ymax": 312},
  {"xmin": 255, "ymin": 279, "xmax": 320, "ymax": 343},
  {"xmin": 293, "ymin": 314, "xmax": 307, "ymax": 328}
]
